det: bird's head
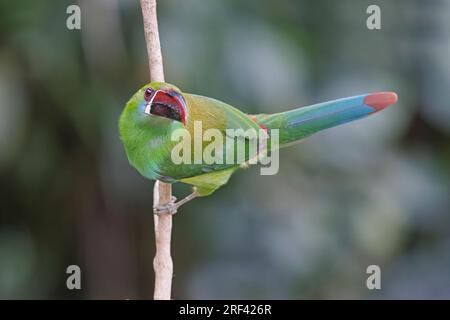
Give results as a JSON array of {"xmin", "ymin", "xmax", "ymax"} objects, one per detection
[{"xmin": 121, "ymin": 82, "xmax": 188, "ymax": 130}]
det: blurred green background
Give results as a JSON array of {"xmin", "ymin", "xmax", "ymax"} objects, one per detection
[{"xmin": 1, "ymin": 0, "xmax": 449, "ymax": 299}]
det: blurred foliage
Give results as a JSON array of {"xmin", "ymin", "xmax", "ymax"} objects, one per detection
[{"xmin": 0, "ymin": 0, "xmax": 449, "ymax": 299}]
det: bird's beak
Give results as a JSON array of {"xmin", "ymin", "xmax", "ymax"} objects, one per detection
[{"xmin": 144, "ymin": 89, "xmax": 188, "ymax": 124}]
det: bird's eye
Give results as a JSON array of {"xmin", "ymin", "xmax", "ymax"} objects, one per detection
[{"xmin": 144, "ymin": 88, "xmax": 154, "ymax": 101}]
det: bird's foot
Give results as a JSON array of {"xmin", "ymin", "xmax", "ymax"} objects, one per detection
[
  {"xmin": 153, "ymin": 191, "xmax": 199, "ymax": 215},
  {"xmin": 153, "ymin": 196, "xmax": 178, "ymax": 215}
]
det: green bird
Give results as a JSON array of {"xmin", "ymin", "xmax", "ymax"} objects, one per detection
[{"xmin": 119, "ymin": 82, "xmax": 397, "ymax": 214}]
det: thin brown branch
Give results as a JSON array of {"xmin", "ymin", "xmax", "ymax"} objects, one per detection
[
  {"xmin": 140, "ymin": 0, "xmax": 164, "ymax": 82},
  {"xmin": 140, "ymin": 0, "xmax": 173, "ymax": 300},
  {"xmin": 152, "ymin": 181, "xmax": 173, "ymax": 300}
]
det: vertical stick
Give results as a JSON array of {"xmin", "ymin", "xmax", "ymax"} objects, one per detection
[
  {"xmin": 140, "ymin": 0, "xmax": 173, "ymax": 300},
  {"xmin": 152, "ymin": 181, "xmax": 173, "ymax": 300},
  {"xmin": 140, "ymin": 0, "xmax": 164, "ymax": 82}
]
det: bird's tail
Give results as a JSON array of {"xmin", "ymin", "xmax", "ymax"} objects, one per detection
[{"xmin": 252, "ymin": 92, "xmax": 397, "ymax": 147}]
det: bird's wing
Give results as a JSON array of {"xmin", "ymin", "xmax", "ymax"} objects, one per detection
[
  {"xmin": 176, "ymin": 94, "xmax": 265, "ymax": 195},
  {"xmin": 184, "ymin": 93, "xmax": 261, "ymax": 133}
]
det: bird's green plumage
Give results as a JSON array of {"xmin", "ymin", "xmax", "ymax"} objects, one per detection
[{"xmin": 119, "ymin": 82, "xmax": 396, "ymax": 196}]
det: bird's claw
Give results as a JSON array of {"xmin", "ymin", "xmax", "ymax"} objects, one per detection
[{"xmin": 153, "ymin": 196, "xmax": 177, "ymax": 215}]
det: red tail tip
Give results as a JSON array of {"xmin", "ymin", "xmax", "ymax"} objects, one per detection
[{"xmin": 364, "ymin": 92, "xmax": 398, "ymax": 112}]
